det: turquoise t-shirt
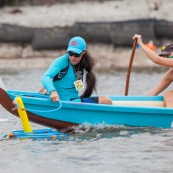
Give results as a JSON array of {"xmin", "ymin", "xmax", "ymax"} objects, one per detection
[{"xmin": 41, "ymin": 54, "xmax": 81, "ymax": 101}]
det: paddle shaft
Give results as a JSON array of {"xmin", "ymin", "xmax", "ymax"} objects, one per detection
[{"xmin": 125, "ymin": 39, "xmax": 137, "ymax": 96}]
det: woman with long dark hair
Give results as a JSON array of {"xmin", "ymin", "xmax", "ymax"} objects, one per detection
[{"xmin": 41, "ymin": 36, "xmax": 112, "ymax": 104}]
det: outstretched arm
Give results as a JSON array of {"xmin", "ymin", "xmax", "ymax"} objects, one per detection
[{"xmin": 132, "ymin": 34, "xmax": 173, "ymax": 67}]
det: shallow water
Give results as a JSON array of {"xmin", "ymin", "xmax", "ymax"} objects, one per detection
[{"xmin": 1, "ymin": 68, "xmax": 173, "ymax": 173}]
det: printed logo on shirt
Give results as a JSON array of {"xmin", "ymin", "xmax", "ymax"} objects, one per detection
[
  {"xmin": 76, "ymin": 71, "xmax": 83, "ymax": 80},
  {"xmin": 58, "ymin": 72, "xmax": 67, "ymax": 79}
]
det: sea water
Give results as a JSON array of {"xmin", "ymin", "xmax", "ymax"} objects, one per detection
[{"xmin": 0, "ymin": 68, "xmax": 173, "ymax": 173}]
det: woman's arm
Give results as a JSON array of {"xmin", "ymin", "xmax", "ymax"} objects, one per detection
[
  {"xmin": 132, "ymin": 34, "xmax": 173, "ymax": 67},
  {"xmin": 146, "ymin": 68, "xmax": 173, "ymax": 96},
  {"xmin": 41, "ymin": 55, "xmax": 68, "ymax": 102},
  {"xmin": 41, "ymin": 56, "xmax": 67, "ymax": 93}
]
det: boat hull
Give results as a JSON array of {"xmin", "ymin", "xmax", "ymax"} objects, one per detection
[
  {"xmin": 1, "ymin": 88, "xmax": 173, "ymax": 129},
  {"xmin": 0, "ymin": 88, "xmax": 78, "ymax": 131}
]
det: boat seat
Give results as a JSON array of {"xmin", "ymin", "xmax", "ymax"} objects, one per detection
[{"xmin": 112, "ymin": 101, "xmax": 164, "ymax": 107}]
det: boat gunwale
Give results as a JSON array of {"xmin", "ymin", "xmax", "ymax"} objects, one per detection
[{"xmin": 6, "ymin": 90, "xmax": 173, "ymax": 115}]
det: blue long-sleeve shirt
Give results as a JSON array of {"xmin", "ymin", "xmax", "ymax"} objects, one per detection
[{"xmin": 41, "ymin": 54, "xmax": 80, "ymax": 101}]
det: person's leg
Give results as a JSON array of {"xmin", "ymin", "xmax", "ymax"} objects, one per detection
[
  {"xmin": 81, "ymin": 97, "xmax": 98, "ymax": 104},
  {"xmin": 98, "ymin": 96, "xmax": 112, "ymax": 104},
  {"xmin": 163, "ymin": 90, "xmax": 173, "ymax": 107},
  {"xmin": 81, "ymin": 96, "xmax": 112, "ymax": 104}
]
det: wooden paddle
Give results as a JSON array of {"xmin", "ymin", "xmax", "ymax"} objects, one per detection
[{"xmin": 124, "ymin": 39, "xmax": 137, "ymax": 96}]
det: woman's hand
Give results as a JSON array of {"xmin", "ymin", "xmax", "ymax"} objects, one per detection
[
  {"xmin": 50, "ymin": 90, "xmax": 59, "ymax": 102},
  {"xmin": 39, "ymin": 87, "xmax": 48, "ymax": 95},
  {"xmin": 132, "ymin": 34, "xmax": 143, "ymax": 45}
]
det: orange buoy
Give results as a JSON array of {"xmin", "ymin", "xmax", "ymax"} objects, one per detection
[{"xmin": 144, "ymin": 40, "xmax": 157, "ymax": 51}]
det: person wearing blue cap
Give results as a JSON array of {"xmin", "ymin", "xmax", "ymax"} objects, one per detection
[
  {"xmin": 133, "ymin": 34, "xmax": 173, "ymax": 99},
  {"xmin": 41, "ymin": 36, "xmax": 112, "ymax": 104}
]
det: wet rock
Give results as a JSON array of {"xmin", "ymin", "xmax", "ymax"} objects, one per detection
[
  {"xmin": 0, "ymin": 24, "xmax": 34, "ymax": 43},
  {"xmin": 0, "ymin": 19, "xmax": 172, "ymax": 51},
  {"xmin": 155, "ymin": 20, "xmax": 173, "ymax": 39},
  {"xmin": 32, "ymin": 27, "xmax": 71, "ymax": 50}
]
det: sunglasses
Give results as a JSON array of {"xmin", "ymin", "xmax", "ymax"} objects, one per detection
[{"xmin": 68, "ymin": 51, "xmax": 82, "ymax": 57}]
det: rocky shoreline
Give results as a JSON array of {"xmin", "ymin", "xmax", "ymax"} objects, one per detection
[
  {"xmin": 0, "ymin": 19, "xmax": 172, "ymax": 51},
  {"xmin": 0, "ymin": 0, "xmax": 172, "ymax": 70},
  {"xmin": 0, "ymin": 43, "xmax": 163, "ymax": 71}
]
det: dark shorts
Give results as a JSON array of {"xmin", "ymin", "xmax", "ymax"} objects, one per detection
[{"xmin": 81, "ymin": 96, "xmax": 99, "ymax": 104}]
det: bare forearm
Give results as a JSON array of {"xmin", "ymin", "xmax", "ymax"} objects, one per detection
[
  {"xmin": 132, "ymin": 34, "xmax": 173, "ymax": 67},
  {"xmin": 146, "ymin": 71, "xmax": 173, "ymax": 96},
  {"xmin": 139, "ymin": 42, "xmax": 160, "ymax": 64},
  {"xmin": 146, "ymin": 81, "xmax": 171, "ymax": 96}
]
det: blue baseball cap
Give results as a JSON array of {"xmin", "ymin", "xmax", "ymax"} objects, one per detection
[{"xmin": 67, "ymin": 36, "xmax": 86, "ymax": 54}]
